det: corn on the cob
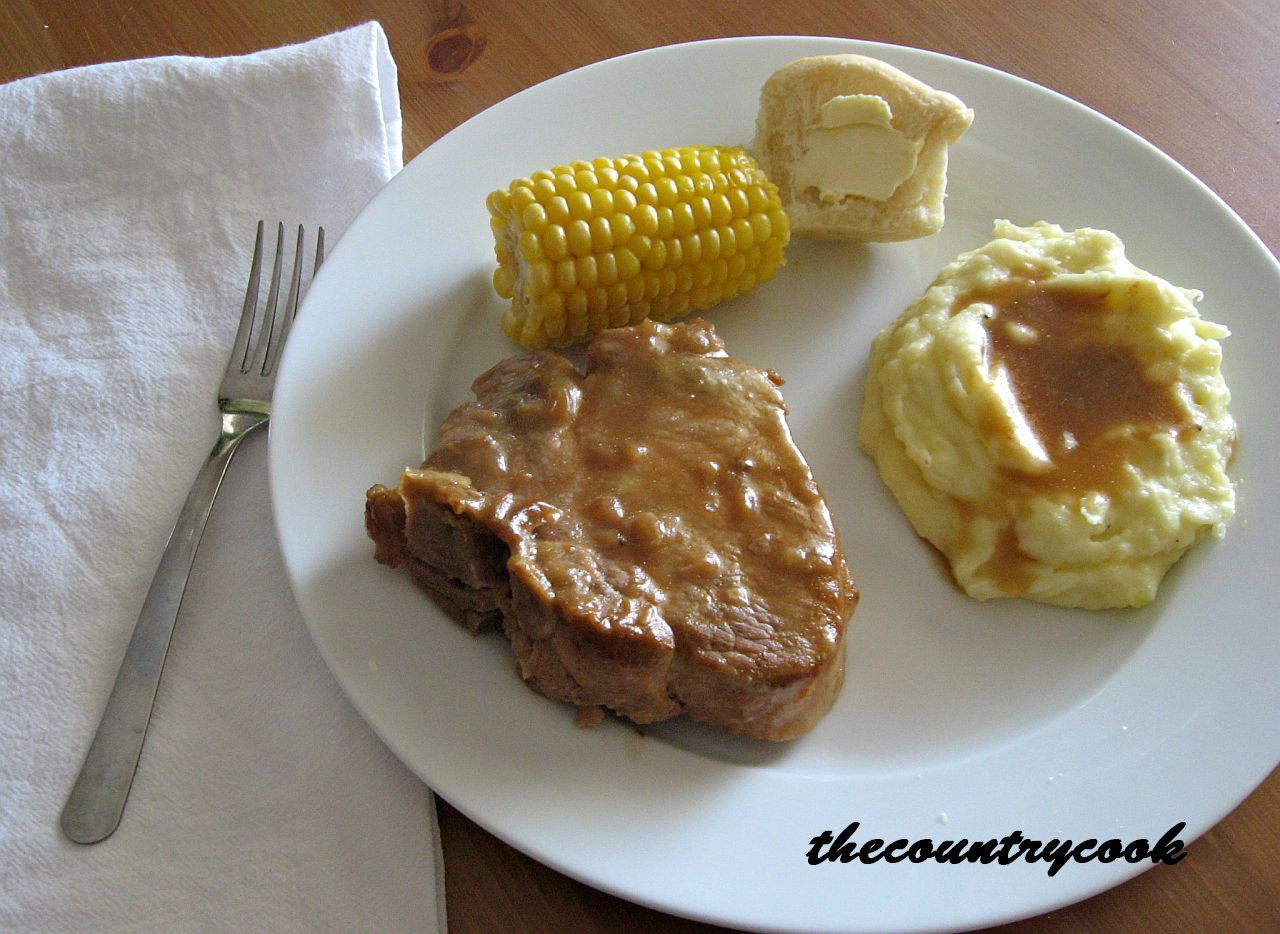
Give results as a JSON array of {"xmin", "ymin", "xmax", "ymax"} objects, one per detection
[{"xmin": 486, "ymin": 145, "xmax": 790, "ymax": 348}]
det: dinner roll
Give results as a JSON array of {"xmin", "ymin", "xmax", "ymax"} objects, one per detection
[{"xmin": 752, "ymin": 54, "xmax": 973, "ymax": 242}]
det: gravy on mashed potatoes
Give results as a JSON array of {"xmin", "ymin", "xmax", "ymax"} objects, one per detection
[{"xmin": 860, "ymin": 221, "xmax": 1236, "ymax": 609}]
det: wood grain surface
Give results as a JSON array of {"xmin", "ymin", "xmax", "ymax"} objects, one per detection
[{"xmin": 4, "ymin": 2, "xmax": 1276, "ymax": 931}]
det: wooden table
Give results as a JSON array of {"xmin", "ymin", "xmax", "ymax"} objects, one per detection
[{"xmin": 5, "ymin": 1, "xmax": 1276, "ymax": 930}]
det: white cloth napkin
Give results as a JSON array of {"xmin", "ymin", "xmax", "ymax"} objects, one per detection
[{"xmin": 0, "ymin": 23, "xmax": 447, "ymax": 932}]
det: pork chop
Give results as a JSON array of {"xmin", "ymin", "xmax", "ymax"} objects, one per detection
[{"xmin": 365, "ymin": 318, "xmax": 856, "ymax": 740}]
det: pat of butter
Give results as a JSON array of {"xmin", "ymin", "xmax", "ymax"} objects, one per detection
[
  {"xmin": 819, "ymin": 93, "xmax": 894, "ymax": 129},
  {"xmin": 793, "ymin": 94, "xmax": 919, "ymax": 202}
]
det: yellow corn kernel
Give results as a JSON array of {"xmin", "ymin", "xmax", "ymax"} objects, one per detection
[
  {"xmin": 596, "ymin": 249, "xmax": 619, "ymax": 285},
  {"xmin": 493, "ymin": 265, "xmax": 516, "ymax": 299},
  {"xmin": 542, "ymin": 224, "xmax": 569, "ymax": 262},
  {"xmin": 486, "ymin": 189, "xmax": 510, "ymax": 217},
  {"xmin": 659, "ymin": 268, "xmax": 678, "ymax": 297},
  {"xmin": 655, "ymin": 207, "xmax": 675, "ymax": 239},
  {"xmin": 576, "ymin": 255, "xmax": 599, "ymax": 290},
  {"xmin": 672, "ymin": 202, "xmax": 695, "ymax": 237},
  {"xmin": 521, "ymin": 202, "xmax": 548, "ymax": 233},
  {"xmin": 530, "ymin": 177, "xmax": 556, "ymax": 203},
  {"xmin": 625, "ymin": 275, "xmax": 646, "ymax": 304},
  {"xmin": 628, "ymin": 236, "xmax": 652, "ymax": 267},
  {"xmin": 665, "ymin": 237, "xmax": 684, "ymax": 269},
  {"xmin": 546, "ymin": 196, "xmax": 571, "ymax": 225},
  {"xmin": 616, "ymin": 246, "xmax": 641, "ymax": 281},
  {"xmin": 643, "ymin": 270, "xmax": 662, "ymax": 300},
  {"xmin": 526, "ymin": 261, "xmax": 554, "ymax": 298},
  {"xmin": 709, "ymin": 193, "xmax": 732, "ymax": 226},
  {"xmin": 642, "ymin": 239, "xmax": 667, "ymax": 271},
  {"xmin": 567, "ymin": 190, "xmax": 593, "ymax": 221},
  {"xmin": 555, "ymin": 258, "xmax": 577, "ymax": 292},
  {"xmin": 613, "ymin": 188, "xmax": 637, "ymax": 215},
  {"xmin": 542, "ymin": 292, "xmax": 567, "ymax": 339},
  {"xmin": 509, "ymin": 185, "xmax": 536, "ymax": 212},
  {"xmin": 620, "ymin": 160, "xmax": 648, "ymax": 183},
  {"xmin": 487, "ymin": 145, "xmax": 790, "ymax": 347},
  {"xmin": 609, "ymin": 212, "xmax": 636, "ymax": 245},
  {"xmin": 718, "ymin": 224, "xmax": 737, "ymax": 257},
  {"xmin": 701, "ymin": 227, "xmax": 721, "ymax": 262},
  {"xmin": 521, "ymin": 311, "xmax": 547, "ymax": 349},
  {"xmin": 588, "ymin": 216, "xmax": 614, "ymax": 253},
  {"xmin": 567, "ymin": 289, "xmax": 589, "ymax": 324},
  {"xmin": 587, "ymin": 285, "xmax": 609, "ymax": 314},
  {"xmin": 518, "ymin": 230, "xmax": 543, "ymax": 263},
  {"xmin": 634, "ymin": 203, "xmax": 659, "ymax": 238},
  {"xmin": 566, "ymin": 219, "xmax": 593, "ymax": 257},
  {"xmin": 607, "ymin": 281, "xmax": 629, "ymax": 308},
  {"xmin": 749, "ymin": 211, "xmax": 772, "ymax": 245},
  {"xmin": 654, "ymin": 177, "xmax": 679, "ymax": 207},
  {"xmin": 589, "ymin": 188, "xmax": 614, "ymax": 216}
]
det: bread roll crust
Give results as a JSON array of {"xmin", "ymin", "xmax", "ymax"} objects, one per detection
[{"xmin": 752, "ymin": 54, "xmax": 973, "ymax": 242}]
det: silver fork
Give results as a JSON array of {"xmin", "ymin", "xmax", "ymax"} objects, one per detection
[{"xmin": 60, "ymin": 221, "xmax": 324, "ymax": 845}]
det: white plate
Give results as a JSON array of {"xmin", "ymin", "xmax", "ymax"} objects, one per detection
[{"xmin": 270, "ymin": 36, "xmax": 1280, "ymax": 933}]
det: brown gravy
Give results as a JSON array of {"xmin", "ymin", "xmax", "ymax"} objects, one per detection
[
  {"xmin": 981, "ymin": 282, "xmax": 1187, "ymax": 489},
  {"xmin": 966, "ymin": 280, "xmax": 1191, "ymax": 593}
]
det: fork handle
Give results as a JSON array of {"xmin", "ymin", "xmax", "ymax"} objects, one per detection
[{"xmin": 60, "ymin": 414, "xmax": 267, "ymax": 844}]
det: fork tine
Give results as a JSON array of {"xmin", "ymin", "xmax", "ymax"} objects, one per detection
[
  {"xmin": 264, "ymin": 225, "xmax": 307, "ymax": 376},
  {"xmin": 248, "ymin": 223, "xmax": 286, "ymax": 376},
  {"xmin": 314, "ymin": 227, "xmax": 325, "ymax": 275},
  {"xmin": 230, "ymin": 220, "xmax": 265, "ymax": 373}
]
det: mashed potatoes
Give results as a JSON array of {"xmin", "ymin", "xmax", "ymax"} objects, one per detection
[{"xmin": 860, "ymin": 221, "xmax": 1236, "ymax": 609}]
